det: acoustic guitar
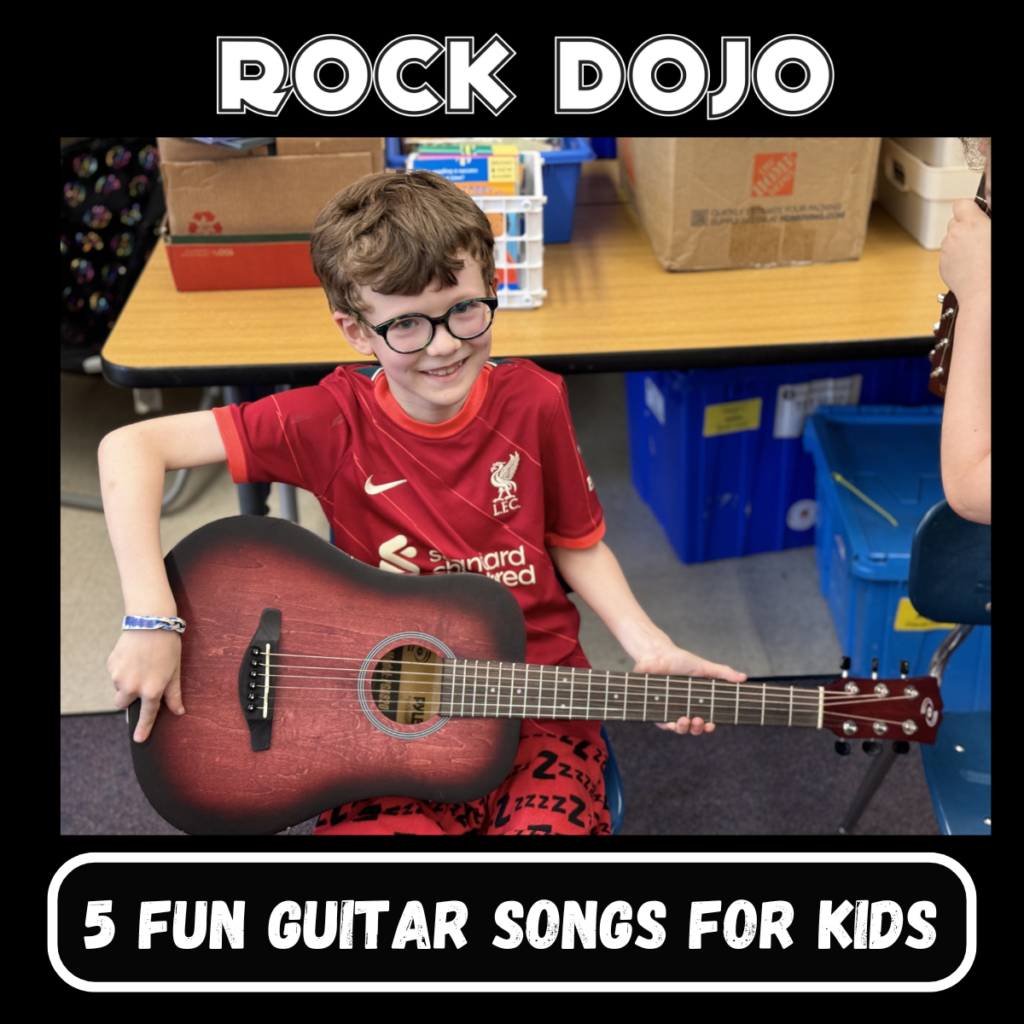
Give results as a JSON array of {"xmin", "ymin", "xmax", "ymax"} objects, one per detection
[
  {"xmin": 130, "ymin": 516, "xmax": 942, "ymax": 834},
  {"xmin": 929, "ymin": 174, "xmax": 990, "ymax": 397}
]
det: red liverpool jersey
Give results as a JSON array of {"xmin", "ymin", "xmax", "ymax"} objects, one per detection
[{"xmin": 213, "ymin": 358, "xmax": 606, "ymax": 736}]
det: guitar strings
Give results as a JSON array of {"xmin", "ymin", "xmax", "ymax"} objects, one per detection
[
  {"xmin": 238, "ymin": 665, "xmax": 903, "ymax": 706},
  {"xmin": 251, "ymin": 653, "xmax": 900, "ymax": 694},
  {"xmin": 228, "ymin": 675, "xmax": 915, "ymax": 716},
  {"xmin": 182, "ymin": 690, "xmax": 919, "ymax": 729}
]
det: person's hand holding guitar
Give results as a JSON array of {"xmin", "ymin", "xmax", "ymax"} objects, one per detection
[{"xmin": 939, "ymin": 198, "xmax": 991, "ymax": 310}]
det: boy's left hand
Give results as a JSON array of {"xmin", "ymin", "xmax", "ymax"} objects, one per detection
[{"xmin": 633, "ymin": 647, "xmax": 747, "ymax": 736}]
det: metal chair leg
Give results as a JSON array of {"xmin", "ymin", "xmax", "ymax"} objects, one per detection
[{"xmin": 838, "ymin": 742, "xmax": 899, "ymax": 835}]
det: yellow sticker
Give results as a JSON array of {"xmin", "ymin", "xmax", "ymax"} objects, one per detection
[
  {"xmin": 703, "ymin": 398, "xmax": 763, "ymax": 437},
  {"xmin": 893, "ymin": 597, "xmax": 956, "ymax": 632},
  {"xmin": 486, "ymin": 156, "xmax": 519, "ymax": 182}
]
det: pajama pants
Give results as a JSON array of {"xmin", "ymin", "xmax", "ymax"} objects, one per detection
[{"xmin": 314, "ymin": 720, "xmax": 612, "ymax": 835}]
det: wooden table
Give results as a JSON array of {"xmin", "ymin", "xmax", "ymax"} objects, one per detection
[{"xmin": 101, "ymin": 164, "xmax": 943, "ymax": 388}]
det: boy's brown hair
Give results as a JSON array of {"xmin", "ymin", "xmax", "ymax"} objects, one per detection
[{"xmin": 311, "ymin": 170, "xmax": 496, "ymax": 321}]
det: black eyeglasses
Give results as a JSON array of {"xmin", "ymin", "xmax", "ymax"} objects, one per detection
[{"xmin": 351, "ymin": 297, "xmax": 498, "ymax": 354}]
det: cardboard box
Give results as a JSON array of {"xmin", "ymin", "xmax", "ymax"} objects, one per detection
[
  {"xmin": 156, "ymin": 137, "xmax": 270, "ymax": 162},
  {"xmin": 617, "ymin": 138, "xmax": 881, "ymax": 271},
  {"xmin": 276, "ymin": 137, "xmax": 384, "ymax": 172},
  {"xmin": 161, "ymin": 151, "xmax": 375, "ymax": 236}
]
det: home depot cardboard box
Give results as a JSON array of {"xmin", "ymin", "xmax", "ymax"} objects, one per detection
[
  {"xmin": 160, "ymin": 148, "xmax": 378, "ymax": 290},
  {"xmin": 617, "ymin": 138, "xmax": 880, "ymax": 271}
]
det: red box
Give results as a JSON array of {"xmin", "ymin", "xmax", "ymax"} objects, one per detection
[{"xmin": 164, "ymin": 234, "xmax": 319, "ymax": 291}]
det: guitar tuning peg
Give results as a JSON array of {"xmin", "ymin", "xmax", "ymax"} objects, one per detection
[
  {"xmin": 937, "ymin": 292, "xmax": 946, "ymax": 303},
  {"xmin": 933, "ymin": 321, "xmax": 942, "ymax": 332},
  {"xmin": 834, "ymin": 741, "xmax": 851, "ymax": 756},
  {"xmin": 900, "ymin": 661, "xmax": 909, "ymax": 679},
  {"xmin": 862, "ymin": 740, "xmax": 883, "ymax": 756},
  {"xmin": 871, "ymin": 658, "xmax": 879, "ymax": 680},
  {"xmin": 840, "ymin": 656, "xmax": 851, "ymax": 678}
]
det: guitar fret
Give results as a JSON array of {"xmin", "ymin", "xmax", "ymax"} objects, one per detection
[
  {"xmin": 508, "ymin": 663, "xmax": 514, "ymax": 718},
  {"xmin": 761, "ymin": 684, "xmax": 766, "ymax": 726},
  {"xmin": 734, "ymin": 682, "xmax": 739, "ymax": 725},
  {"xmin": 585, "ymin": 667, "xmax": 592, "ymax": 719},
  {"xmin": 788, "ymin": 686, "xmax": 794, "ymax": 727},
  {"xmin": 709, "ymin": 679, "xmax": 715, "ymax": 723},
  {"xmin": 643, "ymin": 674, "xmax": 649, "ymax": 722},
  {"xmin": 687, "ymin": 678, "xmax": 692, "ymax": 720},
  {"xmin": 570, "ymin": 666, "xmax": 575, "ymax": 720}
]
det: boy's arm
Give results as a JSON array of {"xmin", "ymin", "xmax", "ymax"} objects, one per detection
[
  {"xmin": 98, "ymin": 410, "xmax": 227, "ymax": 742},
  {"xmin": 549, "ymin": 540, "xmax": 746, "ymax": 735},
  {"xmin": 938, "ymin": 199, "xmax": 991, "ymax": 524}
]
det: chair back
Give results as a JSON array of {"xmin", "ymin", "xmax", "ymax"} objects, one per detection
[{"xmin": 908, "ymin": 500, "xmax": 991, "ymax": 626}]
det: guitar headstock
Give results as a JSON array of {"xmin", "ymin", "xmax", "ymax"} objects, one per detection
[
  {"xmin": 928, "ymin": 290, "xmax": 958, "ymax": 398},
  {"xmin": 821, "ymin": 668, "xmax": 942, "ymax": 745}
]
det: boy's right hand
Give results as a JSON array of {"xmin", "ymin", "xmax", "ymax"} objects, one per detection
[{"xmin": 107, "ymin": 628, "xmax": 185, "ymax": 743}]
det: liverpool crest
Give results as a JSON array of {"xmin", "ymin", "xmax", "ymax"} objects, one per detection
[{"xmin": 490, "ymin": 451, "xmax": 521, "ymax": 516}]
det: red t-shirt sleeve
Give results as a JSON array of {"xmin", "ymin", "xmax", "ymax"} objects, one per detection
[
  {"xmin": 211, "ymin": 385, "xmax": 351, "ymax": 495},
  {"xmin": 541, "ymin": 377, "xmax": 606, "ymax": 549}
]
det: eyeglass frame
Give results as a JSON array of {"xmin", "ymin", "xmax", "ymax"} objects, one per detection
[{"xmin": 348, "ymin": 297, "xmax": 499, "ymax": 354}]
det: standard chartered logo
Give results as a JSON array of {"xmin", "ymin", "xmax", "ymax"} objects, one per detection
[
  {"xmin": 429, "ymin": 545, "xmax": 536, "ymax": 587},
  {"xmin": 378, "ymin": 534, "xmax": 536, "ymax": 587},
  {"xmin": 379, "ymin": 535, "xmax": 420, "ymax": 574}
]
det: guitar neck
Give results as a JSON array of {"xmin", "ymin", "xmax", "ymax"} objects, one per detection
[{"xmin": 439, "ymin": 660, "xmax": 834, "ymax": 729}]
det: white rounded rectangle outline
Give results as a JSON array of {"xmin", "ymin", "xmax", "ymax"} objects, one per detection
[{"xmin": 49, "ymin": 851, "xmax": 975, "ymax": 992}]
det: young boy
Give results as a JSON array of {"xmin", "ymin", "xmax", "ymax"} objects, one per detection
[{"xmin": 100, "ymin": 170, "xmax": 746, "ymax": 835}]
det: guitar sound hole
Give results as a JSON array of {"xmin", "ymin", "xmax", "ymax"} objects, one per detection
[{"xmin": 371, "ymin": 644, "xmax": 443, "ymax": 724}]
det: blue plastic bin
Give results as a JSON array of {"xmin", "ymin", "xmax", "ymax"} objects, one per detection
[
  {"xmin": 626, "ymin": 357, "xmax": 941, "ymax": 565},
  {"xmin": 803, "ymin": 405, "xmax": 991, "ymax": 712},
  {"xmin": 385, "ymin": 137, "xmax": 595, "ymax": 243}
]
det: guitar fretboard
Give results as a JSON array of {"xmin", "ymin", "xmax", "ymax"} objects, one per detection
[{"xmin": 439, "ymin": 660, "xmax": 831, "ymax": 728}]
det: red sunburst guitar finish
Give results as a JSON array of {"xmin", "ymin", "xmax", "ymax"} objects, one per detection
[{"xmin": 131, "ymin": 516, "xmax": 942, "ymax": 835}]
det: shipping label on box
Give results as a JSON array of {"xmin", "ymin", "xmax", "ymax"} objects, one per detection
[
  {"xmin": 773, "ymin": 374, "xmax": 863, "ymax": 439},
  {"xmin": 618, "ymin": 138, "xmax": 881, "ymax": 271}
]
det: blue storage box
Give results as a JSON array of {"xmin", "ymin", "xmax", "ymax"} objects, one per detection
[
  {"xmin": 385, "ymin": 138, "xmax": 595, "ymax": 243},
  {"xmin": 803, "ymin": 405, "xmax": 990, "ymax": 712},
  {"xmin": 626, "ymin": 357, "xmax": 941, "ymax": 565}
]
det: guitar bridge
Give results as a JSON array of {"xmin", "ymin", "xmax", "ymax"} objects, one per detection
[{"xmin": 239, "ymin": 608, "xmax": 280, "ymax": 751}]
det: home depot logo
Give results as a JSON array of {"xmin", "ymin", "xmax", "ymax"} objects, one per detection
[{"xmin": 752, "ymin": 152, "xmax": 797, "ymax": 197}]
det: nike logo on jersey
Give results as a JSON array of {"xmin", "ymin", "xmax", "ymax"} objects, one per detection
[{"xmin": 365, "ymin": 475, "xmax": 408, "ymax": 495}]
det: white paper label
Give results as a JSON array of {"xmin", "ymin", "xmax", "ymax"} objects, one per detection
[
  {"xmin": 773, "ymin": 374, "xmax": 863, "ymax": 439},
  {"xmin": 786, "ymin": 498, "xmax": 818, "ymax": 531},
  {"xmin": 645, "ymin": 376, "xmax": 666, "ymax": 426}
]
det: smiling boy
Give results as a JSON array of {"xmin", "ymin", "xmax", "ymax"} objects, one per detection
[{"xmin": 100, "ymin": 170, "xmax": 745, "ymax": 835}]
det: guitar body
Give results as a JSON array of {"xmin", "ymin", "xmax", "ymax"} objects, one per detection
[{"xmin": 130, "ymin": 516, "xmax": 525, "ymax": 835}]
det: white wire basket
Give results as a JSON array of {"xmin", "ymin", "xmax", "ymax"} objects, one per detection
[{"xmin": 406, "ymin": 148, "xmax": 547, "ymax": 310}]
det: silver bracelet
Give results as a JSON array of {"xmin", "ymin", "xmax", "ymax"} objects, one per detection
[{"xmin": 122, "ymin": 615, "xmax": 186, "ymax": 634}]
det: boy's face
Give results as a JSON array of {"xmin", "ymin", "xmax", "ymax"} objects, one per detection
[{"xmin": 334, "ymin": 255, "xmax": 496, "ymax": 424}]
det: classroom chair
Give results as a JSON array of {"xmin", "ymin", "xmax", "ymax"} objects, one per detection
[
  {"xmin": 837, "ymin": 499, "xmax": 990, "ymax": 835},
  {"xmin": 908, "ymin": 499, "xmax": 991, "ymax": 835},
  {"xmin": 601, "ymin": 724, "xmax": 625, "ymax": 835}
]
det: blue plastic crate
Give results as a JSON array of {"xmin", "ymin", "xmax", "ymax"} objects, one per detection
[
  {"xmin": 626, "ymin": 357, "xmax": 941, "ymax": 565},
  {"xmin": 803, "ymin": 405, "xmax": 990, "ymax": 712},
  {"xmin": 385, "ymin": 138, "xmax": 594, "ymax": 243}
]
